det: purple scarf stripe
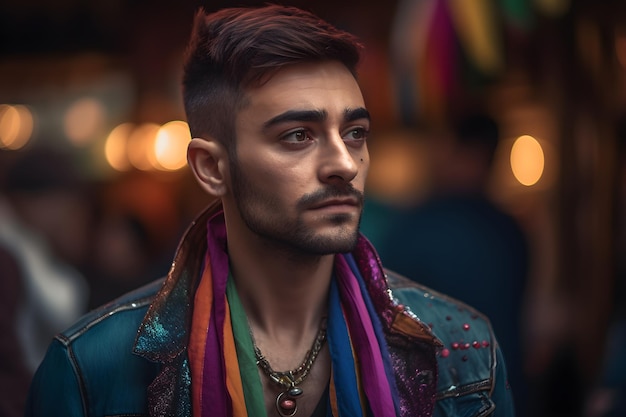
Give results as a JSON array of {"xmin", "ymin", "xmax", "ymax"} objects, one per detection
[{"xmin": 201, "ymin": 216, "xmax": 232, "ymax": 416}]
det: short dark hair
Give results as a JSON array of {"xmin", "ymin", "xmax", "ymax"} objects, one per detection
[{"xmin": 182, "ymin": 5, "xmax": 363, "ymax": 149}]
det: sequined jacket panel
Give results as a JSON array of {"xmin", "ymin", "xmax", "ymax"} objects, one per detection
[
  {"xmin": 25, "ymin": 203, "xmax": 514, "ymax": 417},
  {"xmin": 388, "ymin": 272, "xmax": 515, "ymax": 417}
]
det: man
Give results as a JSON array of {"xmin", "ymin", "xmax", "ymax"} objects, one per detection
[{"xmin": 25, "ymin": 5, "xmax": 514, "ymax": 417}]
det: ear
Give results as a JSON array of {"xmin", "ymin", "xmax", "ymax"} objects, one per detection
[{"xmin": 187, "ymin": 137, "xmax": 230, "ymax": 197}]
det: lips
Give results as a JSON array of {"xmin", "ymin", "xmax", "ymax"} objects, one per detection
[
  {"xmin": 297, "ymin": 186, "xmax": 364, "ymax": 212},
  {"xmin": 308, "ymin": 197, "xmax": 360, "ymax": 210}
]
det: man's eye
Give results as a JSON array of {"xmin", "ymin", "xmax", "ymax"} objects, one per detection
[
  {"xmin": 344, "ymin": 128, "xmax": 369, "ymax": 141},
  {"xmin": 282, "ymin": 130, "xmax": 310, "ymax": 143}
]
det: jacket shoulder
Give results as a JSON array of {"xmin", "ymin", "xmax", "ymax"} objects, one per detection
[
  {"xmin": 58, "ymin": 278, "xmax": 164, "ymax": 345},
  {"xmin": 386, "ymin": 270, "xmax": 498, "ymax": 400},
  {"xmin": 27, "ymin": 279, "xmax": 165, "ymax": 417}
]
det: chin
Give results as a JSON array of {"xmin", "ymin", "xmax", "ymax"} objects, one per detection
[{"xmin": 302, "ymin": 229, "xmax": 360, "ymax": 255}]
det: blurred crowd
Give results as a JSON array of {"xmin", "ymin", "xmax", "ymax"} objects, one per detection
[{"xmin": 0, "ymin": 148, "xmax": 211, "ymax": 416}]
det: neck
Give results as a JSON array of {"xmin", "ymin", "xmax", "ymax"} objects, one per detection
[
  {"xmin": 225, "ymin": 221, "xmax": 334, "ymax": 344},
  {"xmin": 220, "ymin": 200, "xmax": 340, "ymax": 374},
  {"xmin": 232, "ymin": 251, "xmax": 333, "ymax": 334},
  {"xmin": 229, "ymin": 242, "xmax": 333, "ymax": 375}
]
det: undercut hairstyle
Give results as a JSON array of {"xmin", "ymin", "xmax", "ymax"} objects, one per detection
[{"xmin": 182, "ymin": 5, "xmax": 363, "ymax": 150}]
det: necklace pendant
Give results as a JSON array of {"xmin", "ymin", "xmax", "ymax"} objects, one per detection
[
  {"xmin": 276, "ymin": 390, "xmax": 299, "ymax": 417},
  {"xmin": 252, "ymin": 317, "xmax": 327, "ymax": 417}
]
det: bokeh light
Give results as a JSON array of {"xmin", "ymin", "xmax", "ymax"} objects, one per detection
[
  {"xmin": 64, "ymin": 97, "xmax": 106, "ymax": 146},
  {"xmin": 127, "ymin": 123, "xmax": 160, "ymax": 171},
  {"xmin": 0, "ymin": 104, "xmax": 34, "ymax": 150},
  {"xmin": 154, "ymin": 120, "xmax": 190, "ymax": 171},
  {"xmin": 104, "ymin": 123, "xmax": 134, "ymax": 171},
  {"xmin": 510, "ymin": 134, "xmax": 545, "ymax": 186}
]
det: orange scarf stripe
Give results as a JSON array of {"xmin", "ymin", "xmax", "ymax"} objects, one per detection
[
  {"xmin": 190, "ymin": 253, "xmax": 248, "ymax": 417},
  {"xmin": 330, "ymin": 370, "xmax": 339, "ymax": 416},
  {"xmin": 189, "ymin": 254, "xmax": 214, "ymax": 416},
  {"xmin": 223, "ymin": 299, "xmax": 248, "ymax": 417}
]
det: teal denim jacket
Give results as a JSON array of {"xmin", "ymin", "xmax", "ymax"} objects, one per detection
[{"xmin": 25, "ymin": 204, "xmax": 514, "ymax": 417}]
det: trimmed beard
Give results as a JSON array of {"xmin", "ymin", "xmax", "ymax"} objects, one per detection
[{"xmin": 229, "ymin": 154, "xmax": 363, "ymax": 255}]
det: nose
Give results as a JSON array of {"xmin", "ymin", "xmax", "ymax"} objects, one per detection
[{"xmin": 318, "ymin": 133, "xmax": 361, "ymax": 184}]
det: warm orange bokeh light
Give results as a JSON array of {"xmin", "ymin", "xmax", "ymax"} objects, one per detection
[
  {"xmin": 104, "ymin": 120, "xmax": 191, "ymax": 172},
  {"xmin": 154, "ymin": 120, "xmax": 190, "ymax": 171},
  {"xmin": 105, "ymin": 123, "xmax": 135, "ymax": 171},
  {"xmin": 510, "ymin": 135, "xmax": 545, "ymax": 186},
  {"xmin": 127, "ymin": 123, "xmax": 160, "ymax": 171},
  {"xmin": 0, "ymin": 104, "xmax": 34, "ymax": 150}
]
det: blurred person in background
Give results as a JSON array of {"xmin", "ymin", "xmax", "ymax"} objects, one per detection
[
  {"xmin": 85, "ymin": 172, "xmax": 181, "ymax": 310},
  {"xmin": 584, "ymin": 117, "xmax": 626, "ymax": 417},
  {"xmin": 0, "ymin": 148, "xmax": 89, "ymax": 417},
  {"xmin": 373, "ymin": 113, "xmax": 531, "ymax": 416}
]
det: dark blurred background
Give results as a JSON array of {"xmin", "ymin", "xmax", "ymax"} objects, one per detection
[{"xmin": 2, "ymin": 0, "xmax": 626, "ymax": 416}]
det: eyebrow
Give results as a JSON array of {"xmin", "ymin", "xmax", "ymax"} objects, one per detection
[
  {"xmin": 345, "ymin": 107, "xmax": 371, "ymax": 123},
  {"xmin": 263, "ymin": 109, "xmax": 328, "ymax": 130},
  {"xmin": 262, "ymin": 107, "xmax": 371, "ymax": 131}
]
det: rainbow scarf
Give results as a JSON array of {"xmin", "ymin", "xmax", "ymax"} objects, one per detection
[{"xmin": 188, "ymin": 211, "xmax": 400, "ymax": 416}]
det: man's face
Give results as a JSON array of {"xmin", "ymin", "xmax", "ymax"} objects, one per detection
[{"xmin": 228, "ymin": 60, "xmax": 370, "ymax": 255}]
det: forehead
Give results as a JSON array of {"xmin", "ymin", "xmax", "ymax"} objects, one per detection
[{"xmin": 240, "ymin": 61, "xmax": 365, "ymax": 119}]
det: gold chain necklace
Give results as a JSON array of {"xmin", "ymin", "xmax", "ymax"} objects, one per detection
[{"xmin": 251, "ymin": 318, "xmax": 327, "ymax": 417}]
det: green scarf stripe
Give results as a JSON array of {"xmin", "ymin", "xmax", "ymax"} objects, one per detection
[{"xmin": 226, "ymin": 276, "xmax": 267, "ymax": 417}]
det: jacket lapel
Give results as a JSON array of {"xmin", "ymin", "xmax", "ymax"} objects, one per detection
[
  {"xmin": 352, "ymin": 235, "xmax": 441, "ymax": 417},
  {"xmin": 133, "ymin": 201, "xmax": 222, "ymax": 417}
]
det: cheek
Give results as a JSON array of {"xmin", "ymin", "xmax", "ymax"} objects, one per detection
[
  {"xmin": 358, "ymin": 150, "xmax": 370, "ymax": 179},
  {"xmin": 244, "ymin": 161, "xmax": 309, "ymax": 195}
]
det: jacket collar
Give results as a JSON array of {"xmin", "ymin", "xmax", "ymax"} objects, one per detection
[
  {"xmin": 133, "ymin": 200, "xmax": 219, "ymax": 362},
  {"xmin": 351, "ymin": 234, "xmax": 442, "ymax": 346},
  {"xmin": 131, "ymin": 201, "xmax": 220, "ymax": 417}
]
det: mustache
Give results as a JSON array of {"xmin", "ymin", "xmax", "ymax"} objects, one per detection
[{"xmin": 297, "ymin": 185, "xmax": 364, "ymax": 209}]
